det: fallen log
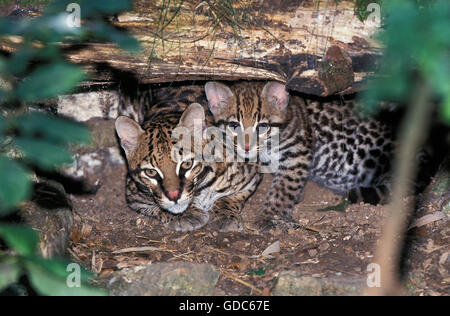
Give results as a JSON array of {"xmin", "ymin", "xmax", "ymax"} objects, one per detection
[{"xmin": 0, "ymin": 0, "xmax": 383, "ymax": 96}]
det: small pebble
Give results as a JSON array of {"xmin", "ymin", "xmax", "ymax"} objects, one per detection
[{"xmin": 319, "ymin": 243, "xmax": 330, "ymax": 252}]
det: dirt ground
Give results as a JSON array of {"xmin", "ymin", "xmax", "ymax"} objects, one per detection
[{"xmin": 67, "ymin": 157, "xmax": 449, "ymax": 296}]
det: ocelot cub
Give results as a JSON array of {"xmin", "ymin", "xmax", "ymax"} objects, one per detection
[
  {"xmin": 116, "ymin": 86, "xmax": 262, "ymax": 232},
  {"xmin": 204, "ymin": 81, "xmax": 394, "ymax": 231}
]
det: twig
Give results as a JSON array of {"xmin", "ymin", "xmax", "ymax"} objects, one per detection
[
  {"xmin": 304, "ymin": 225, "xmax": 328, "ymax": 233},
  {"xmin": 67, "ymin": 247, "xmax": 82, "ymax": 262},
  {"xmin": 135, "ymin": 236, "xmax": 163, "ymax": 242},
  {"xmin": 167, "ymin": 250, "xmax": 195, "ymax": 261},
  {"xmin": 112, "ymin": 247, "xmax": 175, "ymax": 254}
]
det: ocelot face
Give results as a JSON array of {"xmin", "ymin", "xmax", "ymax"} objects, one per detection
[
  {"xmin": 205, "ymin": 81, "xmax": 289, "ymax": 161},
  {"xmin": 131, "ymin": 147, "xmax": 204, "ymax": 215},
  {"xmin": 116, "ymin": 104, "xmax": 207, "ymax": 215},
  {"xmin": 224, "ymin": 111, "xmax": 272, "ymax": 161}
]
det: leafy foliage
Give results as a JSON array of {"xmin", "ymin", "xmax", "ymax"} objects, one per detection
[
  {"xmin": 0, "ymin": 225, "xmax": 107, "ymax": 296},
  {"xmin": 0, "ymin": 157, "xmax": 31, "ymax": 213},
  {"xmin": 25, "ymin": 256, "xmax": 107, "ymax": 296},
  {"xmin": 361, "ymin": 0, "xmax": 450, "ymax": 124},
  {"xmin": 16, "ymin": 63, "xmax": 86, "ymax": 102},
  {"xmin": 0, "ymin": 0, "xmax": 139, "ymax": 296},
  {"xmin": 0, "ymin": 225, "xmax": 38, "ymax": 256}
]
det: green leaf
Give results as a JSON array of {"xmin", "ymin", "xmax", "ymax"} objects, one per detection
[
  {"xmin": 0, "ymin": 90, "xmax": 5, "ymax": 105},
  {"xmin": 0, "ymin": 225, "xmax": 39, "ymax": 256},
  {"xmin": 15, "ymin": 138, "xmax": 74, "ymax": 170},
  {"xmin": 0, "ymin": 257, "xmax": 22, "ymax": 292},
  {"xmin": 0, "ymin": 55, "xmax": 5, "ymax": 72},
  {"xmin": 248, "ymin": 268, "xmax": 266, "ymax": 276},
  {"xmin": 24, "ymin": 15, "xmax": 81, "ymax": 43},
  {"xmin": 15, "ymin": 62, "xmax": 85, "ymax": 102},
  {"xmin": 0, "ymin": 17, "xmax": 27, "ymax": 37},
  {"xmin": 26, "ymin": 256, "xmax": 89, "ymax": 281},
  {"xmin": 0, "ymin": 115, "xmax": 6, "ymax": 135},
  {"xmin": 360, "ymin": 0, "xmax": 450, "ymax": 116},
  {"xmin": 15, "ymin": 112, "xmax": 90, "ymax": 145},
  {"xmin": 0, "ymin": 157, "xmax": 31, "ymax": 212},
  {"xmin": 6, "ymin": 44, "xmax": 36, "ymax": 75},
  {"xmin": 442, "ymin": 94, "xmax": 450, "ymax": 124},
  {"xmin": 24, "ymin": 257, "xmax": 108, "ymax": 296}
]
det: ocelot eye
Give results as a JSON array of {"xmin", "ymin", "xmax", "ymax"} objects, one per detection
[
  {"xmin": 257, "ymin": 123, "xmax": 270, "ymax": 134},
  {"xmin": 144, "ymin": 169, "xmax": 158, "ymax": 178},
  {"xmin": 228, "ymin": 121, "xmax": 240, "ymax": 131},
  {"xmin": 181, "ymin": 159, "xmax": 194, "ymax": 170}
]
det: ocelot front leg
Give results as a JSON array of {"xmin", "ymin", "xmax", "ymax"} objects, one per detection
[
  {"xmin": 256, "ymin": 150, "xmax": 312, "ymax": 232},
  {"xmin": 208, "ymin": 191, "xmax": 253, "ymax": 233},
  {"xmin": 168, "ymin": 207, "xmax": 210, "ymax": 232},
  {"xmin": 348, "ymin": 183, "xmax": 391, "ymax": 205}
]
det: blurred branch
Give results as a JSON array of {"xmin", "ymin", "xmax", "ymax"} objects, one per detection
[{"xmin": 367, "ymin": 78, "xmax": 433, "ymax": 296}]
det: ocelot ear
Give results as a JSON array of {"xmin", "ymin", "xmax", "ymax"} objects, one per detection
[
  {"xmin": 115, "ymin": 116, "xmax": 144, "ymax": 157},
  {"xmin": 178, "ymin": 103, "xmax": 206, "ymax": 134},
  {"xmin": 205, "ymin": 81, "xmax": 234, "ymax": 119},
  {"xmin": 262, "ymin": 81, "xmax": 290, "ymax": 112}
]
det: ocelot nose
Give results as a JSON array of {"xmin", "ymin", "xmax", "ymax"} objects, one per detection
[
  {"xmin": 167, "ymin": 190, "xmax": 181, "ymax": 202},
  {"xmin": 244, "ymin": 134, "xmax": 250, "ymax": 152}
]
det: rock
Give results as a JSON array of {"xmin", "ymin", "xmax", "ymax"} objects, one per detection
[
  {"xmin": 107, "ymin": 262, "xmax": 220, "ymax": 296},
  {"xmin": 319, "ymin": 243, "xmax": 330, "ymax": 252},
  {"xmin": 274, "ymin": 274, "xmax": 322, "ymax": 296},
  {"xmin": 62, "ymin": 147, "xmax": 125, "ymax": 193},
  {"xmin": 108, "ymin": 147, "xmax": 126, "ymax": 166},
  {"xmin": 58, "ymin": 90, "xmax": 119, "ymax": 122},
  {"xmin": 433, "ymin": 172, "xmax": 450, "ymax": 196},
  {"xmin": 19, "ymin": 180, "xmax": 74, "ymax": 258},
  {"xmin": 62, "ymin": 118, "xmax": 125, "ymax": 192},
  {"xmin": 432, "ymin": 158, "xmax": 450, "ymax": 196},
  {"xmin": 443, "ymin": 200, "xmax": 450, "ymax": 215},
  {"xmin": 79, "ymin": 118, "xmax": 120, "ymax": 152},
  {"xmin": 273, "ymin": 271, "xmax": 365, "ymax": 296},
  {"xmin": 62, "ymin": 152, "xmax": 105, "ymax": 192}
]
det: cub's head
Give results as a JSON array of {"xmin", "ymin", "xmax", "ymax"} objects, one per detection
[
  {"xmin": 205, "ymin": 81, "xmax": 289, "ymax": 160},
  {"xmin": 116, "ymin": 103, "xmax": 207, "ymax": 215}
]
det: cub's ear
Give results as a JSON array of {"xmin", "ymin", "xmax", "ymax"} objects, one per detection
[
  {"xmin": 262, "ymin": 81, "xmax": 289, "ymax": 112},
  {"xmin": 178, "ymin": 103, "xmax": 206, "ymax": 134},
  {"xmin": 205, "ymin": 81, "xmax": 234, "ymax": 118},
  {"xmin": 115, "ymin": 116, "xmax": 144, "ymax": 157}
]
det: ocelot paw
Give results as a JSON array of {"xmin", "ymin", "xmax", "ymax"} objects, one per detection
[
  {"xmin": 209, "ymin": 213, "xmax": 243, "ymax": 232},
  {"xmin": 168, "ymin": 208, "xmax": 209, "ymax": 232},
  {"xmin": 254, "ymin": 215, "xmax": 299, "ymax": 234},
  {"xmin": 254, "ymin": 216, "xmax": 277, "ymax": 233}
]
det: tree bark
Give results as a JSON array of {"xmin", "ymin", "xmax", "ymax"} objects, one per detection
[{"xmin": 0, "ymin": 0, "xmax": 383, "ymax": 96}]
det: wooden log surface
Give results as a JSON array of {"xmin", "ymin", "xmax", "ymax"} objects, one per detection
[{"xmin": 0, "ymin": 0, "xmax": 383, "ymax": 96}]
